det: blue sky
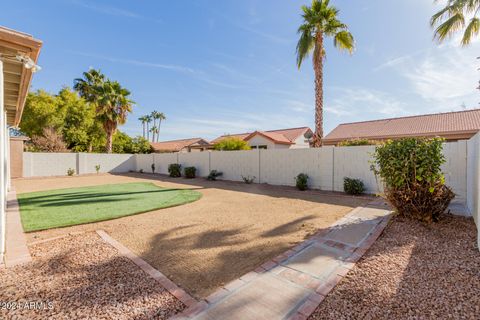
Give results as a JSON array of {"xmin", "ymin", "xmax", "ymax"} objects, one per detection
[{"xmin": 2, "ymin": 0, "xmax": 479, "ymax": 140}]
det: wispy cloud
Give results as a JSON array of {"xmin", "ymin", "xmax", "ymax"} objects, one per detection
[
  {"xmin": 69, "ymin": 51, "xmax": 196, "ymax": 74},
  {"xmin": 69, "ymin": 0, "xmax": 161, "ymax": 22}
]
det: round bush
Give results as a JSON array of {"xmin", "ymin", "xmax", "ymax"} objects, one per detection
[
  {"xmin": 343, "ymin": 177, "xmax": 365, "ymax": 195},
  {"xmin": 184, "ymin": 166, "xmax": 196, "ymax": 179},
  {"xmin": 168, "ymin": 163, "xmax": 182, "ymax": 177},
  {"xmin": 295, "ymin": 173, "xmax": 309, "ymax": 191}
]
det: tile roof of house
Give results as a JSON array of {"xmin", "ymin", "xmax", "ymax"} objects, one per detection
[
  {"xmin": 323, "ymin": 109, "xmax": 480, "ymax": 144},
  {"xmin": 211, "ymin": 127, "xmax": 312, "ymax": 145},
  {"xmin": 151, "ymin": 138, "xmax": 208, "ymax": 152}
]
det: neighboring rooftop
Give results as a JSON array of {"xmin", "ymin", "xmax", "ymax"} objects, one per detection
[
  {"xmin": 211, "ymin": 127, "xmax": 313, "ymax": 145},
  {"xmin": 323, "ymin": 109, "xmax": 480, "ymax": 145},
  {"xmin": 151, "ymin": 138, "xmax": 209, "ymax": 152}
]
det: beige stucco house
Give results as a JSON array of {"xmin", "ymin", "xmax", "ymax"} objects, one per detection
[{"xmin": 211, "ymin": 127, "xmax": 313, "ymax": 150}]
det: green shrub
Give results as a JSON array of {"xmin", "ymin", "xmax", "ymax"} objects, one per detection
[
  {"xmin": 151, "ymin": 163, "xmax": 156, "ymax": 174},
  {"xmin": 67, "ymin": 168, "xmax": 75, "ymax": 176},
  {"xmin": 168, "ymin": 163, "xmax": 181, "ymax": 177},
  {"xmin": 214, "ymin": 137, "xmax": 251, "ymax": 151},
  {"xmin": 338, "ymin": 139, "xmax": 379, "ymax": 146},
  {"xmin": 184, "ymin": 166, "xmax": 196, "ymax": 179},
  {"xmin": 343, "ymin": 177, "xmax": 365, "ymax": 195},
  {"xmin": 371, "ymin": 138, "xmax": 455, "ymax": 223},
  {"xmin": 95, "ymin": 164, "xmax": 101, "ymax": 174},
  {"xmin": 295, "ymin": 173, "xmax": 309, "ymax": 191},
  {"xmin": 241, "ymin": 175, "xmax": 256, "ymax": 184},
  {"xmin": 207, "ymin": 170, "xmax": 223, "ymax": 181},
  {"xmin": 139, "ymin": 169, "xmax": 144, "ymax": 173}
]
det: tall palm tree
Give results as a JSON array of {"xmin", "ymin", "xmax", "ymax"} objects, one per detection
[
  {"xmin": 296, "ymin": 0, "xmax": 354, "ymax": 147},
  {"xmin": 145, "ymin": 114, "xmax": 152, "ymax": 142},
  {"xmin": 150, "ymin": 111, "xmax": 159, "ymax": 142},
  {"xmin": 138, "ymin": 115, "xmax": 149, "ymax": 139},
  {"xmin": 95, "ymin": 81, "xmax": 134, "ymax": 153},
  {"xmin": 431, "ymin": 0, "xmax": 480, "ymax": 46},
  {"xmin": 154, "ymin": 112, "xmax": 166, "ymax": 142},
  {"xmin": 149, "ymin": 126, "xmax": 159, "ymax": 143}
]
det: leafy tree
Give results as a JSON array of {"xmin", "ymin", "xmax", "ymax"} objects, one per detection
[
  {"xmin": 214, "ymin": 137, "xmax": 251, "ymax": 151},
  {"xmin": 21, "ymin": 90, "xmax": 65, "ymax": 137},
  {"xmin": 296, "ymin": 0, "xmax": 354, "ymax": 146},
  {"xmin": 75, "ymin": 69, "xmax": 134, "ymax": 153},
  {"xmin": 431, "ymin": 0, "xmax": 480, "ymax": 46},
  {"xmin": 31, "ymin": 127, "xmax": 68, "ymax": 152},
  {"xmin": 131, "ymin": 136, "xmax": 152, "ymax": 154},
  {"xmin": 112, "ymin": 131, "xmax": 152, "ymax": 154}
]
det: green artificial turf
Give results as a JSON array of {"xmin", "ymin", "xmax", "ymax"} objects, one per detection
[{"xmin": 18, "ymin": 182, "xmax": 202, "ymax": 232}]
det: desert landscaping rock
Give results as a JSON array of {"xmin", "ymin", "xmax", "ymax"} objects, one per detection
[
  {"xmin": 308, "ymin": 214, "xmax": 480, "ymax": 320},
  {"xmin": 0, "ymin": 232, "xmax": 184, "ymax": 319}
]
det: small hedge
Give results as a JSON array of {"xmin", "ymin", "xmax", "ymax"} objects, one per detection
[
  {"xmin": 207, "ymin": 170, "xmax": 223, "ymax": 181},
  {"xmin": 168, "ymin": 163, "xmax": 182, "ymax": 177},
  {"xmin": 343, "ymin": 177, "xmax": 365, "ymax": 195},
  {"xmin": 371, "ymin": 138, "xmax": 454, "ymax": 223},
  {"xmin": 295, "ymin": 173, "xmax": 309, "ymax": 191},
  {"xmin": 184, "ymin": 166, "xmax": 196, "ymax": 179}
]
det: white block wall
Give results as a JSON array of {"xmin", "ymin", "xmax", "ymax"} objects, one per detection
[
  {"xmin": 23, "ymin": 152, "xmax": 77, "ymax": 177},
  {"xmin": 77, "ymin": 153, "xmax": 134, "ymax": 174},
  {"xmin": 210, "ymin": 150, "xmax": 260, "ymax": 182},
  {"xmin": 259, "ymin": 147, "xmax": 333, "ymax": 189},
  {"xmin": 467, "ymin": 133, "xmax": 480, "ymax": 248},
  {"xmin": 179, "ymin": 152, "xmax": 210, "ymax": 177}
]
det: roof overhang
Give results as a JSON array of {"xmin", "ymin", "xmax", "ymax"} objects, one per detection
[
  {"xmin": 244, "ymin": 131, "xmax": 293, "ymax": 145},
  {"xmin": 0, "ymin": 26, "xmax": 42, "ymax": 126}
]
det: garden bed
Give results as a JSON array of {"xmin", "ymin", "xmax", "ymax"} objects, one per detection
[{"xmin": 309, "ymin": 214, "xmax": 480, "ymax": 319}]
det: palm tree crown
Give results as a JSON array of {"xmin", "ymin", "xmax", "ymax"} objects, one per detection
[
  {"xmin": 431, "ymin": 0, "xmax": 480, "ymax": 46},
  {"xmin": 296, "ymin": 0, "xmax": 354, "ymax": 146}
]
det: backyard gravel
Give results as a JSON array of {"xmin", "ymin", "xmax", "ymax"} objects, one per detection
[
  {"xmin": 15, "ymin": 173, "xmax": 368, "ymax": 298},
  {"xmin": 309, "ymin": 214, "xmax": 480, "ymax": 320},
  {"xmin": 0, "ymin": 232, "xmax": 184, "ymax": 320}
]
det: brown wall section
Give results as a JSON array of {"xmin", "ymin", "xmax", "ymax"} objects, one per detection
[{"xmin": 10, "ymin": 137, "xmax": 27, "ymax": 178}]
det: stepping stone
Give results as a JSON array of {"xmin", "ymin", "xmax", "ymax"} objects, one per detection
[
  {"xmin": 282, "ymin": 244, "xmax": 349, "ymax": 279},
  {"xmin": 324, "ymin": 220, "xmax": 377, "ymax": 247},
  {"xmin": 194, "ymin": 273, "xmax": 310, "ymax": 320}
]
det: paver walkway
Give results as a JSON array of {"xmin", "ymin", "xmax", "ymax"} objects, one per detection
[{"xmin": 172, "ymin": 200, "xmax": 392, "ymax": 320}]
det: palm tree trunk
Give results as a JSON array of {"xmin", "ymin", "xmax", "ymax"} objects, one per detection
[
  {"xmin": 142, "ymin": 123, "xmax": 146, "ymax": 139},
  {"xmin": 106, "ymin": 132, "xmax": 113, "ymax": 153},
  {"xmin": 152, "ymin": 118, "xmax": 157, "ymax": 142},
  {"xmin": 146, "ymin": 122, "xmax": 150, "ymax": 141},
  {"xmin": 157, "ymin": 120, "xmax": 161, "ymax": 142},
  {"xmin": 312, "ymin": 32, "xmax": 324, "ymax": 147}
]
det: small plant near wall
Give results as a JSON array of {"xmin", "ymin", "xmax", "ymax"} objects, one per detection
[
  {"xmin": 95, "ymin": 164, "xmax": 101, "ymax": 174},
  {"xmin": 151, "ymin": 163, "xmax": 155, "ymax": 174},
  {"xmin": 295, "ymin": 173, "xmax": 309, "ymax": 191},
  {"xmin": 184, "ymin": 167, "xmax": 196, "ymax": 179},
  {"xmin": 139, "ymin": 169, "xmax": 144, "ymax": 173},
  {"xmin": 343, "ymin": 177, "xmax": 365, "ymax": 195},
  {"xmin": 67, "ymin": 168, "xmax": 75, "ymax": 176},
  {"xmin": 207, "ymin": 170, "xmax": 223, "ymax": 181},
  {"xmin": 241, "ymin": 175, "xmax": 256, "ymax": 184},
  {"xmin": 168, "ymin": 163, "xmax": 182, "ymax": 177},
  {"xmin": 370, "ymin": 138, "xmax": 455, "ymax": 223}
]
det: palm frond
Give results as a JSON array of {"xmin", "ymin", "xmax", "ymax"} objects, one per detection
[
  {"xmin": 433, "ymin": 12, "xmax": 466, "ymax": 42},
  {"xmin": 333, "ymin": 31, "xmax": 355, "ymax": 54},
  {"xmin": 296, "ymin": 25, "xmax": 315, "ymax": 68},
  {"xmin": 462, "ymin": 17, "xmax": 480, "ymax": 45}
]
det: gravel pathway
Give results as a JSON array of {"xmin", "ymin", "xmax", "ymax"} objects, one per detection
[
  {"xmin": 309, "ymin": 214, "xmax": 480, "ymax": 320},
  {"xmin": 0, "ymin": 232, "xmax": 184, "ymax": 319}
]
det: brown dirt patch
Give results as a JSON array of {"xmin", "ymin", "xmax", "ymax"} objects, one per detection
[
  {"xmin": 309, "ymin": 214, "xmax": 480, "ymax": 319},
  {"xmin": 0, "ymin": 232, "xmax": 184, "ymax": 320},
  {"xmin": 14, "ymin": 173, "xmax": 368, "ymax": 298}
]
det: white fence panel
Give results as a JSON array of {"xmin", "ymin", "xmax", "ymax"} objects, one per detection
[
  {"xmin": 154, "ymin": 153, "xmax": 178, "ymax": 174},
  {"xmin": 333, "ymin": 146, "xmax": 379, "ymax": 194},
  {"xmin": 466, "ymin": 133, "xmax": 480, "ymax": 248},
  {"xmin": 178, "ymin": 152, "xmax": 210, "ymax": 177},
  {"xmin": 23, "ymin": 152, "xmax": 77, "ymax": 177},
  {"xmin": 135, "ymin": 154, "xmax": 155, "ymax": 173},
  {"xmin": 78, "ymin": 153, "xmax": 134, "ymax": 174},
  {"xmin": 442, "ymin": 141, "xmax": 467, "ymax": 202},
  {"xmin": 259, "ymin": 147, "xmax": 334, "ymax": 190},
  {"xmin": 210, "ymin": 150, "xmax": 259, "ymax": 182}
]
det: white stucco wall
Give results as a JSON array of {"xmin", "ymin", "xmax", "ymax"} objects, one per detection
[
  {"xmin": 210, "ymin": 150, "xmax": 260, "ymax": 182},
  {"xmin": 178, "ymin": 152, "xmax": 210, "ymax": 177},
  {"xmin": 466, "ymin": 133, "xmax": 480, "ymax": 248},
  {"xmin": 290, "ymin": 134, "xmax": 310, "ymax": 149}
]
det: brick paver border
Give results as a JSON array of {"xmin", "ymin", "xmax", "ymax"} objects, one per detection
[{"xmin": 96, "ymin": 230, "xmax": 197, "ymax": 308}]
